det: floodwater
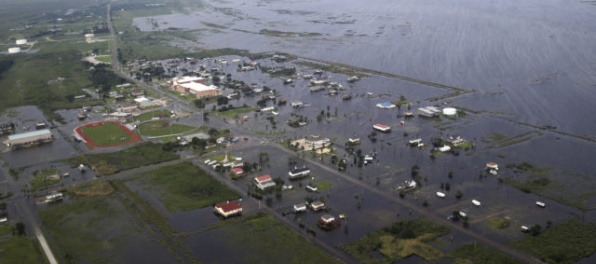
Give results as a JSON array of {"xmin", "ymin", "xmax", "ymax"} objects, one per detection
[{"xmin": 134, "ymin": 0, "xmax": 596, "ymax": 138}]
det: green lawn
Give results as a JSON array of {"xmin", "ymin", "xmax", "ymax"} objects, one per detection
[
  {"xmin": 30, "ymin": 168, "xmax": 61, "ymax": 191},
  {"xmin": 135, "ymin": 109, "xmax": 173, "ymax": 122},
  {"xmin": 137, "ymin": 120, "xmax": 195, "ymax": 137},
  {"xmin": 138, "ymin": 162, "xmax": 240, "ymax": 212},
  {"xmin": 67, "ymin": 142, "xmax": 179, "ymax": 175},
  {"xmin": 80, "ymin": 123, "xmax": 133, "ymax": 146},
  {"xmin": 0, "ymin": 224, "xmax": 45, "ymax": 264},
  {"xmin": 214, "ymin": 106, "xmax": 255, "ymax": 118}
]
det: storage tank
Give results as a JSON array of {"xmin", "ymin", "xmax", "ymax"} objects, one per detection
[{"xmin": 442, "ymin": 107, "xmax": 457, "ymax": 116}]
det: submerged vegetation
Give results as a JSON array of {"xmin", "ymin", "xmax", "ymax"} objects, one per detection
[
  {"xmin": 339, "ymin": 218, "xmax": 450, "ymax": 262},
  {"xmin": 511, "ymin": 218, "xmax": 596, "ymax": 263},
  {"xmin": 137, "ymin": 162, "xmax": 240, "ymax": 212}
]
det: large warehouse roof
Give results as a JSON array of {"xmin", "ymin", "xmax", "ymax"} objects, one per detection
[{"xmin": 8, "ymin": 129, "xmax": 52, "ymax": 141}]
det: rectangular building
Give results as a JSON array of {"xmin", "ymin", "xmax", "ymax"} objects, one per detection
[{"xmin": 4, "ymin": 129, "xmax": 53, "ymax": 149}]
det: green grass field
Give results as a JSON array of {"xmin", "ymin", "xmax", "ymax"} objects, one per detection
[
  {"xmin": 135, "ymin": 109, "xmax": 173, "ymax": 122},
  {"xmin": 80, "ymin": 123, "xmax": 133, "ymax": 146},
  {"xmin": 138, "ymin": 162, "xmax": 240, "ymax": 212},
  {"xmin": 67, "ymin": 142, "xmax": 179, "ymax": 175},
  {"xmin": 0, "ymin": 224, "xmax": 44, "ymax": 263},
  {"xmin": 137, "ymin": 120, "xmax": 195, "ymax": 137}
]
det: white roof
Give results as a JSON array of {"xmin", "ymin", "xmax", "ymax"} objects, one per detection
[
  {"xmin": 174, "ymin": 76, "xmax": 204, "ymax": 84},
  {"xmin": 180, "ymin": 82, "xmax": 218, "ymax": 93}
]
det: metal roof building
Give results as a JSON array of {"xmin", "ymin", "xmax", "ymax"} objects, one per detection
[{"xmin": 5, "ymin": 129, "xmax": 53, "ymax": 149}]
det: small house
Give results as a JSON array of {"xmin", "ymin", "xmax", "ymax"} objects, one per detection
[
  {"xmin": 373, "ymin": 123, "xmax": 391, "ymax": 132},
  {"xmin": 293, "ymin": 203, "xmax": 307, "ymax": 213},
  {"xmin": 310, "ymin": 201, "xmax": 325, "ymax": 211},
  {"xmin": 213, "ymin": 200, "xmax": 242, "ymax": 218},
  {"xmin": 230, "ymin": 167, "xmax": 244, "ymax": 177},
  {"xmin": 254, "ymin": 175, "xmax": 276, "ymax": 190},
  {"xmin": 289, "ymin": 167, "xmax": 310, "ymax": 179}
]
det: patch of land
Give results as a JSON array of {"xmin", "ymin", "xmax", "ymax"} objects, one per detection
[
  {"xmin": 205, "ymin": 213, "xmax": 340, "ymax": 263},
  {"xmin": 67, "ymin": 142, "xmax": 179, "ymax": 175},
  {"xmin": 136, "ymin": 162, "xmax": 240, "ymax": 212},
  {"xmin": 510, "ymin": 218, "xmax": 596, "ymax": 263},
  {"xmin": 339, "ymin": 217, "xmax": 450, "ymax": 262}
]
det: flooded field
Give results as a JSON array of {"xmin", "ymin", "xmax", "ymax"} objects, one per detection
[{"xmin": 133, "ymin": 0, "xmax": 596, "ymax": 138}]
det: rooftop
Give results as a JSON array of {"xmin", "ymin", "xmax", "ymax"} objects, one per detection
[
  {"xmin": 8, "ymin": 129, "xmax": 51, "ymax": 141},
  {"xmin": 214, "ymin": 201, "xmax": 242, "ymax": 213}
]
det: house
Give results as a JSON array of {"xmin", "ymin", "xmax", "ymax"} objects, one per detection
[
  {"xmin": 417, "ymin": 106, "xmax": 442, "ymax": 118},
  {"xmin": 348, "ymin": 138, "xmax": 360, "ymax": 144},
  {"xmin": 445, "ymin": 136, "xmax": 466, "ymax": 147},
  {"xmin": 317, "ymin": 214, "xmax": 341, "ymax": 230},
  {"xmin": 213, "ymin": 200, "xmax": 242, "ymax": 218},
  {"xmin": 438, "ymin": 145, "xmax": 451, "ymax": 152},
  {"xmin": 293, "ymin": 203, "xmax": 307, "ymax": 213},
  {"xmin": 408, "ymin": 138, "xmax": 423, "ymax": 147},
  {"xmin": 290, "ymin": 101, "xmax": 304, "ymax": 108},
  {"xmin": 306, "ymin": 184, "xmax": 318, "ymax": 192},
  {"xmin": 319, "ymin": 214, "xmax": 336, "ymax": 224},
  {"xmin": 288, "ymin": 167, "xmax": 310, "ymax": 180},
  {"xmin": 309, "ymin": 201, "xmax": 325, "ymax": 211},
  {"xmin": 254, "ymin": 174, "xmax": 276, "ymax": 190},
  {"xmin": 486, "ymin": 162, "xmax": 499, "ymax": 171},
  {"xmin": 309, "ymin": 85, "xmax": 325, "ymax": 92},
  {"xmin": 116, "ymin": 102, "xmax": 138, "ymax": 113},
  {"xmin": 230, "ymin": 167, "xmax": 244, "ymax": 178},
  {"xmin": 373, "ymin": 123, "xmax": 391, "ymax": 132}
]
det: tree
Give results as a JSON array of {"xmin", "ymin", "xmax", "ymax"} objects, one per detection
[
  {"xmin": 193, "ymin": 99, "xmax": 205, "ymax": 109},
  {"xmin": 455, "ymin": 190, "xmax": 463, "ymax": 199}
]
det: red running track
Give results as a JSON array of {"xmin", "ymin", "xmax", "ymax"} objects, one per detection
[{"xmin": 74, "ymin": 121, "xmax": 142, "ymax": 148}]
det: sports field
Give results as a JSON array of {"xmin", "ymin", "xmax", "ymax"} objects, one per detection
[{"xmin": 76, "ymin": 121, "xmax": 142, "ymax": 148}]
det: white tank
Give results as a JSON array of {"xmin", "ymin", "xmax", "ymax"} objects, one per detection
[{"xmin": 442, "ymin": 107, "xmax": 457, "ymax": 116}]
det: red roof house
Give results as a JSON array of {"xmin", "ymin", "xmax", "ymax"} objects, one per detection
[
  {"xmin": 254, "ymin": 174, "xmax": 276, "ymax": 190},
  {"xmin": 214, "ymin": 200, "xmax": 242, "ymax": 218},
  {"xmin": 230, "ymin": 167, "xmax": 244, "ymax": 177}
]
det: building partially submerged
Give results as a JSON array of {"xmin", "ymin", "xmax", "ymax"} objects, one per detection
[
  {"xmin": 288, "ymin": 167, "xmax": 310, "ymax": 180},
  {"xmin": 254, "ymin": 174, "xmax": 276, "ymax": 190},
  {"xmin": 4, "ymin": 129, "xmax": 53, "ymax": 149},
  {"xmin": 213, "ymin": 200, "xmax": 242, "ymax": 218}
]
